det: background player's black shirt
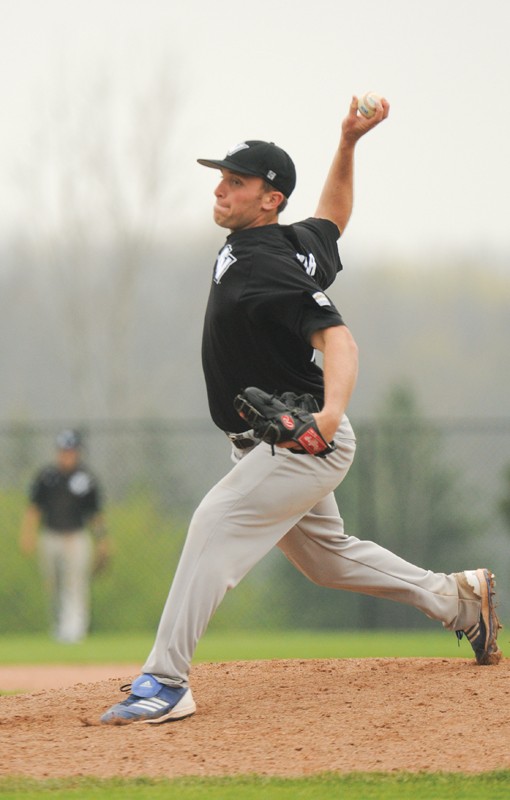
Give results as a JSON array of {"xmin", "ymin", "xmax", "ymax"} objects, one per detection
[
  {"xmin": 202, "ymin": 217, "xmax": 345, "ymax": 433},
  {"xmin": 29, "ymin": 464, "xmax": 102, "ymax": 531}
]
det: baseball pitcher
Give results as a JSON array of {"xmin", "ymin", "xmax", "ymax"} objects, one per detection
[{"xmin": 101, "ymin": 95, "xmax": 501, "ymax": 724}]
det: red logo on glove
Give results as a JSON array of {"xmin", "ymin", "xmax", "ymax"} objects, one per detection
[
  {"xmin": 297, "ymin": 429, "xmax": 327, "ymax": 454},
  {"xmin": 281, "ymin": 414, "xmax": 295, "ymax": 430}
]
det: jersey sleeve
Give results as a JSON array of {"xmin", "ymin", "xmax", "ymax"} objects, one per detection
[
  {"xmin": 87, "ymin": 477, "xmax": 103, "ymax": 515},
  {"xmin": 246, "ymin": 251, "xmax": 344, "ymax": 346},
  {"xmin": 28, "ymin": 469, "xmax": 47, "ymax": 506},
  {"xmin": 286, "ymin": 217, "xmax": 342, "ymax": 290},
  {"xmin": 298, "ymin": 289, "xmax": 345, "ymax": 344}
]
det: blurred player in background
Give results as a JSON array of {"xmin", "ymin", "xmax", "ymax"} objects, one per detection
[{"xmin": 19, "ymin": 429, "xmax": 109, "ymax": 643}]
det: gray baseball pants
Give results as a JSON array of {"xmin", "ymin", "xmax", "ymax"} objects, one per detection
[
  {"xmin": 143, "ymin": 416, "xmax": 480, "ymax": 687},
  {"xmin": 39, "ymin": 528, "xmax": 92, "ymax": 643}
]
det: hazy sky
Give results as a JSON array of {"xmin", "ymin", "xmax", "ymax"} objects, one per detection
[{"xmin": 1, "ymin": 0, "xmax": 509, "ymax": 263}]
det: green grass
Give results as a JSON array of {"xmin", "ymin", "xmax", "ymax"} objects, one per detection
[
  {"xmin": 1, "ymin": 773, "xmax": 510, "ymax": 800},
  {"xmin": 0, "ymin": 628, "xmax": 476, "ymax": 666}
]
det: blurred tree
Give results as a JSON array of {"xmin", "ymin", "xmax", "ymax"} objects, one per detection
[
  {"xmin": 353, "ymin": 384, "xmax": 480, "ymax": 628},
  {"xmin": 498, "ymin": 464, "xmax": 510, "ymax": 531},
  {"xmin": 16, "ymin": 69, "xmax": 184, "ymax": 420},
  {"xmin": 0, "ymin": 421, "xmax": 37, "ymax": 489},
  {"xmin": 368, "ymin": 384, "xmax": 478, "ymax": 570}
]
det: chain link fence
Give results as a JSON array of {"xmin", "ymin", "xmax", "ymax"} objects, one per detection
[{"xmin": 2, "ymin": 418, "xmax": 509, "ymax": 636}]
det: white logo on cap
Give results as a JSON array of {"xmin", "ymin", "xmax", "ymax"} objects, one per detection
[
  {"xmin": 227, "ymin": 142, "xmax": 250, "ymax": 156},
  {"xmin": 266, "ymin": 170, "xmax": 276, "ymax": 180}
]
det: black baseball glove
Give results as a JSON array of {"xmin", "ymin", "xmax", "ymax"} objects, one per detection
[{"xmin": 233, "ymin": 387, "xmax": 335, "ymax": 457}]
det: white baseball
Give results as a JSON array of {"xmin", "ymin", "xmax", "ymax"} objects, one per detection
[{"xmin": 358, "ymin": 92, "xmax": 382, "ymax": 119}]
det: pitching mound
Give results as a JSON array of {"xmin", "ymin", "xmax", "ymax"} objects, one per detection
[{"xmin": 1, "ymin": 658, "xmax": 509, "ymax": 778}]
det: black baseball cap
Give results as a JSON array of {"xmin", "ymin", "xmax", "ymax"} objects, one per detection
[
  {"xmin": 198, "ymin": 140, "xmax": 296, "ymax": 198},
  {"xmin": 55, "ymin": 429, "xmax": 82, "ymax": 450}
]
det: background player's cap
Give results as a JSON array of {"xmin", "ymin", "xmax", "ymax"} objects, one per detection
[
  {"xmin": 55, "ymin": 429, "xmax": 82, "ymax": 450},
  {"xmin": 198, "ymin": 140, "xmax": 296, "ymax": 198}
]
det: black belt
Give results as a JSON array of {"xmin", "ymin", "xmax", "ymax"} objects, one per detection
[
  {"xmin": 226, "ymin": 431, "xmax": 308, "ymax": 454},
  {"xmin": 226, "ymin": 431, "xmax": 259, "ymax": 450}
]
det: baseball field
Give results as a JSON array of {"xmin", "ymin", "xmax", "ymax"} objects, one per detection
[{"xmin": 0, "ymin": 631, "xmax": 509, "ymax": 799}]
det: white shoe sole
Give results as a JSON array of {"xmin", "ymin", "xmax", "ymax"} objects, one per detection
[{"xmin": 142, "ymin": 688, "xmax": 196, "ymax": 724}]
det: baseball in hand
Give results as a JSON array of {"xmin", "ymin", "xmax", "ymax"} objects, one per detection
[{"xmin": 358, "ymin": 92, "xmax": 382, "ymax": 119}]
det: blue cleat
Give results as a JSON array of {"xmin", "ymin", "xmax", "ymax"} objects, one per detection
[{"xmin": 101, "ymin": 674, "xmax": 196, "ymax": 725}]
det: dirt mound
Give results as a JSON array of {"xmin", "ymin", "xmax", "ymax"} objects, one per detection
[{"xmin": 1, "ymin": 658, "xmax": 509, "ymax": 778}]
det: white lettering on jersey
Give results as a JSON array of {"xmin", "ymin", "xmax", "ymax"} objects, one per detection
[
  {"xmin": 312, "ymin": 291, "xmax": 331, "ymax": 307},
  {"xmin": 69, "ymin": 471, "xmax": 92, "ymax": 495},
  {"xmin": 214, "ymin": 244, "xmax": 237, "ymax": 284},
  {"xmin": 296, "ymin": 252, "xmax": 317, "ymax": 277}
]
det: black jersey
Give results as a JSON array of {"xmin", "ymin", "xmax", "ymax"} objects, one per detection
[
  {"xmin": 29, "ymin": 464, "xmax": 102, "ymax": 531},
  {"xmin": 202, "ymin": 217, "xmax": 345, "ymax": 433}
]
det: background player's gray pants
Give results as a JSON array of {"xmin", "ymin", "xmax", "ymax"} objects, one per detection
[
  {"xmin": 143, "ymin": 417, "xmax": 481, "ymax": 687},
  {"xmin": 39, "ymin": 529, "xmax": 92, "ymax": 643}
]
